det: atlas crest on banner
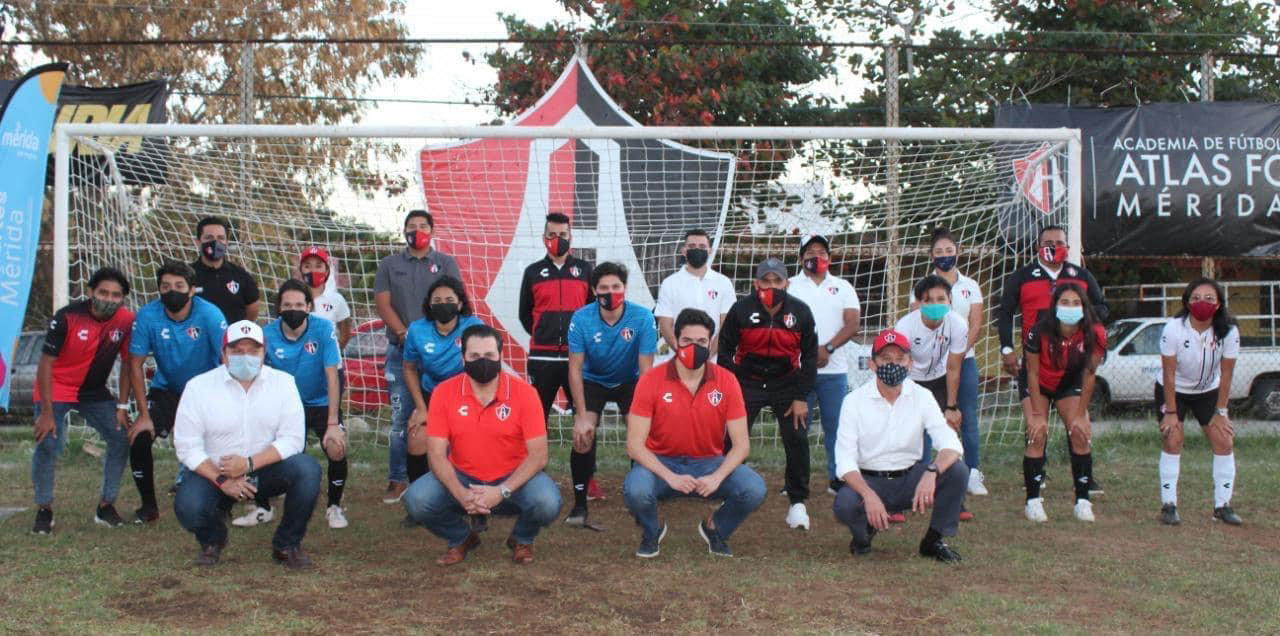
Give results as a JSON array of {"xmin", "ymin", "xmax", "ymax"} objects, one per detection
[
  {"xmin": 418, "ymin": 55, "xmax": 736, "ymax": 373},
  {"xmin": 1013, "ymin": 142, "xmax": 1066, "ymax": 215}
]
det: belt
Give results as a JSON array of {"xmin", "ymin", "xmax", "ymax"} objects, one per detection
[{"xmin": 861, "ymin": 468, "xmax": 911, "ymax": 479}]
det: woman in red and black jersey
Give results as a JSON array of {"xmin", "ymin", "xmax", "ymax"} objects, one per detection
[{"xmin": 1020, "ymin": 283, "xmax": 1106, "ymax": 524}]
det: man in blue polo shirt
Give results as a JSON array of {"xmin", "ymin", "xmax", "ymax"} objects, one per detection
[
  {"xmin": 235, "ymin": 280, "xmax": 349, "ymax": 530},
  {"xmin": 128, "ymin": 261, "xmax": 227, "ymax": 524},
  {"xmin": 565, "ymin": 262, "xmax": 657, "ymax": 527}
]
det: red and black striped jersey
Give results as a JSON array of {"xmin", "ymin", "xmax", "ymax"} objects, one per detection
[
  {"xmin": 718, "ymin": 291, "xmax": 818, "ymax": 400},
  {"xmin": 37, "ymin": 300, "xmax": 134, "ymax": 403},
  {"xmin": 518, "ymin": 255, "xmax": 592, "ymax": 358},
  {"xmin": 997, "ymin": 261, "xmax": 1108, "ymax": 351},
  {"xmin": 1025, "ymin": 323, "xmax": 1107, "ymax": 392}
]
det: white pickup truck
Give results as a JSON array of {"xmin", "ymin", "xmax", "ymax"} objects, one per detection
[{"xmin": 1093, "ymin": 318, "xmax": 1280, "ymax": 419}]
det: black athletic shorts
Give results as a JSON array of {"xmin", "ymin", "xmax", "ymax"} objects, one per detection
[
  {"xmin": 1153, "ymin": 384, "xmax": 1218, "ymax": 428},
  {"xmin": 583, "ymin": 380, "xmax": 636, "ymax": 416},
  {"xmin": 1018, "ymin": 365, "xmax": 1083, "ymax": 402},
  {"xmin": 146, "ymin": 388, "xmax": 181, "ymax": 438},
  {"xmin": 304, "ymin": 405, "xmax": 343, "ymax": 439}
]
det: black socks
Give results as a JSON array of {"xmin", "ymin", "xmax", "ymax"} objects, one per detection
[
  {"xmin": 1070, "ymin": 451, "xmax": 1093, "ymax": 501},
  {"xmin": 129, "ymin": 431, "xmax": 156, "ymax": 510},
  {"xmin": 1023, "ymin": 456, "xmax": 1046, "ymax": 501},
  {"xmin": 570, "ymin": 447, "xmax": 594, "ymax": 509},
  {"xmin": 328, "ymin": 457, "xmax": 348, "ymax": 507}
]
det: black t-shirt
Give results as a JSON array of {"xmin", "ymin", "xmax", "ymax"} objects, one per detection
[{"xmin": 192, "ymin": 259, "xmax": 260, "ymax": 324}]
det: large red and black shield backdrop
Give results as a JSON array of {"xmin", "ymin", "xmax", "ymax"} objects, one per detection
[{"xmin": 420, "ymin": 55, "xmax": 735, "ymax": 375}]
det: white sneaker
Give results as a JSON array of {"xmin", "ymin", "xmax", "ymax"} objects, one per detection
[
  {"xmin": 326, "ymin": 505, "xmax": 349, "ymax": 529},
  {"xmin": 785, "ymin": 502, "xmax": 810, "ymax": 530},
  {"xmin": 1074, "ymin": 498, "xmax": 1095, "ymax": 522},
  {"xmin": 967, "ymin": 469, "xmax": 989, "ymax": 496},
  {"xmin": 1024, "ymin": 497, "xmax": 1049, "ymax": 523},
  {"xmin": 231, "ymin": 505, "xmax": 273, "ymax": 528}
]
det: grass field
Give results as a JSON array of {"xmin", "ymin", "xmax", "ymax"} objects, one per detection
[{"xmin": 1, "ymin": 425, "xmax": 1278, "ymax": 634}]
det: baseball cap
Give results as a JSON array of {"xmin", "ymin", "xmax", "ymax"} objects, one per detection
[
  {"xmin": 872, "ymin": 328, "xmax": 910, "ymax": 356},
  {"xmin": 299, "ymin": 246, "xmax": 330, "ymax": 266},
  {"xmin": 754, "ymin": 257, "xmax": 787, "ymax": 280},
  {"xmin": 223, "ymin": 320, "xmax": 265, "ymax": 347},
  {"xmin": 799, "ymin": 234, "xmax": 830, "ymax": 257}
]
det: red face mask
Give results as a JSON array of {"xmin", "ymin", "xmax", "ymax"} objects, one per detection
[
  {"xmin": 1188, "ymin": 300, "xmax": 1217, "ymax": 321},
  {"xmin": 1039, "ymin": 244, "xmax": 1068, "ymax": 264},
  {"xmin": 597, "ymin": 291, "xmax": 625, "ymax": 311},
  {"xmin": 803, "ymin": 257, "xmax": 830, "ymax": 276},
  {"xmin": 544, "ymin": 236, "xmax": 570, "ymax": 258},
  {"xmin": 406, "ymin": 230, "xmax": 431, "ymax": 251},
  {"xmin": 757, "ymin": 286, "xmax": 785, "ymax": 308},
  {"xmin": 304, "ymin": 271, "xmax": 327, "ymax": 288},
  {"xmin": 677, "ymin": 342, "xmax": 709, "ymax": 370}
]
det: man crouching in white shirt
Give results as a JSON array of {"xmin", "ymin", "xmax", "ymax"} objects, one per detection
[
  {"xmin": 173, "ymin": 320, "xmax": 321, "ymax": 569},
  {"xmin": 833, "ymin": 329, "xmax": 967, "ymax": 563}
]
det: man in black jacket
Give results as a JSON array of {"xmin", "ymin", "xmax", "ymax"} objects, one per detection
[{"xmin": 719, "ymin": 257, "xmax": 818, "ymax": 530}]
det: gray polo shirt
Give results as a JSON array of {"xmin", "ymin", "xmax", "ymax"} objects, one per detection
[{"xmin": 373, "ymin": 248, "xmax": 462, "ymax": 344}]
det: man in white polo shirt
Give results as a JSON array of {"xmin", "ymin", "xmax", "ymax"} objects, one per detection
[
  {"xmin": 172, "ymin": 320, "xmax": 322, "ymax": 569},
  {"xmin": 787, "ymin": 234, "xmax": 861, "ymax": 496},
  {"xmin": 654, "ymin": 229, "xmax": 736, "ymax": 362},
  {"xmin": 833, "ymin": 329, "xmax": 967, "ymax": 563}
]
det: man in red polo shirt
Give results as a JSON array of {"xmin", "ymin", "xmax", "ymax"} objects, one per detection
[
  {"xmin": 622, "ymin": 308, "xmax": 766, "ymax": 559},
  {"xmin": 401, "ymin": 324, "xmax": 562, "ymax": 566}
]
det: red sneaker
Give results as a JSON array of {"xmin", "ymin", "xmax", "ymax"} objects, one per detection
[
  {"xmin": 959, "ymin": 510, "xmax": 974, "ymax": 521},
  {"xmin": 587, "ymin": 478, "xmax": 606, "ymax": 501},
  {"xmin": 888, "ymin": 512, "xmax": 907, "ymax": 524}
]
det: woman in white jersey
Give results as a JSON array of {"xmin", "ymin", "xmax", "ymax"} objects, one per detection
[
  {"xmin": 300, "ymin": 246, "xmax": 353, "ymax": 349},
  {"xmin": 1155, "ymin": 277, "xmax": 1242, "ymax": 526},
  {"xmin": 896, "ymin": 275, "xmax": 968, "ymax": 433}
]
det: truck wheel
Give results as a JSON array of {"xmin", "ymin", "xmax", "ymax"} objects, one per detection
[
  {"xmin": 1251, "ymin": 379, "xmax": 1280, "ymax": 420},
  {"xmin": 1088, "ymin": 383, "xmax": 1110, "ymax": 420}
]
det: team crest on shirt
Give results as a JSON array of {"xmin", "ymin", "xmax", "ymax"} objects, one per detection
[
  {"xmin": 961, "ymin": 290, "xmax": 971, "ymax": 299},
  {"xmin": 708, "ymin": 389, "xmax": 723, "ymax": 406},
  {"xmin": 186, "ymin": 326, "xmax": 201, "ymax": 339},
  {"xmin": 226, "ymin": 280, "xmax": 240, "ymax": 294},
  {"xmin": 455, "ymin": 338, "xmax": 462, "ymax": 348},
  {"xmin": 707, "ymin": 290, "xmax": 718, "ymax": 299},
  {"xmin": 621, "ymin": 328, "xmax": 634, "ymax": 341},
  {"xmin": 429, "ymin": 263, "xmax": 440, "ymax": 273},
  {"xmin": 304, "ymin": 341, "xmax": 318, "ymax": 354},
  {"xmin": 827, "ymin": 286, "xmax": 839, "ymax": 296},
  {"xmin": 321, "ymin": 302, "xmax": 333, "ymax": 312},
  {"xmin": 109, "ymin": 329, "xmax": 123, "ymax": 342},
  {"xmin": 783, "ymin": 313, "xmax": 796, "ymax": 328},
  {"xmin": 570, "ymin": 266, "xmax": 581, "ymax": 277},
  {"xmin": 1067, "ymin": 267, "xmax": 1077, "ymax": 277},
  {"xmin": 496, "ymin": 404, "xmax": 512, "ymax": 421}
]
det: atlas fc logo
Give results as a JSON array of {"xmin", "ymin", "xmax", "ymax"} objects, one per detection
[
  {"xmin": 883, "ymin": 333, "xmax": 896, "ymax": 343},
  {"xmin": 827, "ymin": 286, "xmax": 839, "ymax": 296},
  {"xmin": 496, "ymin": 404, "xmax": 512, "ymax": 421},
  {"xmin": 109, "ymin": 329, "xmax": 123, "ymax": 343},
  {"xmin": 708, "ymin": 389, "xmax": 723, "ymax": 406},
  {"xmin": 304, "ymin": 341, "xmax": 318, "ymax": 354},
  {"xmin": 226, "ymin": 280, "xmax": 240, "ymax": 294},
  {"xmin": 430, "ymin": 263, "xmax": 440, "ymax": 274},
  {"xmin": 707, "ymin": 290, "xmax": 718, "ymax": 299},
  {"xmin": 783, "ymin": 313, "xmax": 796, "ymax": 328},
  {"xmin": 187, "ymin": 326, "xmax": 202, "ymax": 339},
  {"xmin": 1067, "ymin": 267, "xmax": 1077, "ymax": 277},
  {"xmin": 570, "ymin": 266, "xmax": 581, "ymax": 277},
  {"xmin": 621, "ymin": 327, "xmax": 634, "ymax": 341}
]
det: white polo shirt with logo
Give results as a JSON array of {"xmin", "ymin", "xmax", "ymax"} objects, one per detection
[
  {"xmin": 787, "ymin": 272, "xmax": 861, "ymax": 375},
  {"xmin": 654, "ymin": 266, "xmax": 736, "ymax": 362}
]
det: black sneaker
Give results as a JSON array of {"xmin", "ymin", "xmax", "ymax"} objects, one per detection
[
  {"xmin": 850, "ymin": 524, "xmax": 877, "ymax": 555},
  {"xmin": 95, "ymin": 504, "xmax": 125, "ymax": 528},
  {"xmin": 698, "ymin": 520, "xmax": 732, "ymax": 557},
  {"xmin": 1088, "ymin": 476, "xmax": 1104, "ymax": 495},
  {"xmin": 1160, "ymin": 504, "xmax": 1181, "ymax": 526},
  {"xmin": 1213, "ymin": 506, "xmax": 1243, "ymax": 526},
  {"xmin": 32, "ymin": 508, "xmax": 54, "ymax": 535},
  {"xmin": 828, "ymin": 479, "xmax": 843, "ymax": 496},
  {"xmin": 635, "ymin": 523, "xmax": 668, "ymax": 559},
  {"xmin": 134, "ymin": 505, "xmax": 159, "ymax": 525},
  {"xmin": 919, "ymin": 537, "xmax": 963, "ymax": 564},
  {"xmin": 470, "ymin": 514, "xmax": 489, "ymax": 533},
  {"xmin": 563, "ymin": 505, "xmax": 588, "ymax": 527}
]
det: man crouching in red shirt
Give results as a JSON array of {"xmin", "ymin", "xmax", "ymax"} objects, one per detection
[
  {"xmin": 622, "ymin": 308, "xmax": 766, "ymax": 558},
  {"xmin": 402, "ymin": 324, "xmax": 563, "ymax": 565}
]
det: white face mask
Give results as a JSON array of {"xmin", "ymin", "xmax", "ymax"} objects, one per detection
[{"xmin": 227, "ymin": 353, "xmax": 263, "ymax": 381}]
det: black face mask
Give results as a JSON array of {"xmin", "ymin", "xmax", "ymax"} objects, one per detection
[
  {"xmin": 464, "ymin": 357, "xmax": 501, "ymax": 384},
  {"xmin": 201, "ymin": 239, "xmax": 227, "ymax": 261},
  {"xmin": 280, "ymin": 309, "xmax": 308, "ymax": 330},
  {"xmin": 160, "ymin": 290, "xmax": 190, "ymax": 313},
  {"xmin": 428, "ymin": 302, "xmax": 460, "ymax": 324},
  {"xmin": 685, "ymin": 248, "xmax": 709, "ymax": 269},
  {"xmin": 876, "ymin": 362, "xmax": 909, "ymax": 387}
]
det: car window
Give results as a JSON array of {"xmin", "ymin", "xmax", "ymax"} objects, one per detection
[
  {"xmin": 18, "ymin": 334, "xmax": 44, "ymax": 365},
  {"xmin": 1128, "ymin": 324, "xmax": 1163, "ymax": 355},
  {"xmin": 1105, "ymin": 322, "xmax": 1141, "ymax": 350},
  {"xmin": 344, "ymin": 330, "xmax": 387, "ymax": 359}
]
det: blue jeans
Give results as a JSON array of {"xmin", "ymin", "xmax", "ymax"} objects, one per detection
[
  {"xmin": 403, "ymin": 469, "xmax": 562, "ymax": 546},
  {"xmin": 385, "ymin": 342, "xmax": 414, "ymax": 483},
  {"xmin": 174, "ymin": 453, "xmax": 321, "ymax": 550},
  {"xmin": 806, "ymin": 373, "xmax": 849, "ymax": 482},
  {"xmin": 922, "ymin": 358, "xmax": 981, "ymax": 470},
  {"xmin": 622, "ymin": 456, "xmax": 766, "ymax": 542},
  {"xmin": 32, "ymin": 401, "xmax": 128, "ymax": 507}
]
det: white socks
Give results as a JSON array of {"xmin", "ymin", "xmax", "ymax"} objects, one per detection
[
  {"xmin": 1159, "ymin": 452, "xmax": 1180, "ymax": 505},
  {"xmin": 1213, "ymin": 453, "xmax": 1235, "ymax": 508}
]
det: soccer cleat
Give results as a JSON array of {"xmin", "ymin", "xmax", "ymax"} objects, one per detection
[
  {"xmin": 231, "ymin": 505, "xmax": 274, "ymax": 528},
  {"xmin": 94, "ymin": 504, "xmax": 125, "ymax": 528},
  {"xmin": 1024, "ymin": 497, "xmax": 1048, "ymax": 523},
  {"xmin": 563, "ymin": 505, "xmax": 588, "ymax": 527},
  {"xmin": 698, "ymin": 520, "xmax": 732, "ymax": 557},
  {"xmin": 1088, "ymin": 475, "xmax": 1104, "ymax": 495},
  {"xmin": 635, "ymin": 523, "xmax": 668, "ymax": 559},
  {"xmin": 382, "ymin": 481, "xmax": 408, "ymax": 504},
  {"xmin": 967, "ymin": 469, "xmax": 989, "ymax": 496},
  {"xmin": 888, "ymin": 512, "xmax": 907, "ymax": 524},
  {"xmin": 133, "ymin": 505, "xmax": 159, "ymax": 525},
  {"xmin": 785, "ymin": 502, "xmax": 810, "ymax": 530},
  {"xmin": 32, "ymin": 508, "xmax": 54, "ymax": 535},
  {"xmin": 919, "ymin": 537, "xmax": 963, "ymax": 564},
  {"xmin": 586, "ymin": 478, "xmax": 606, "ymax": 501},
  {"xmin": 1213, "ymin": 506, "xmax": 1243, "ymax": 526},
  {"xmin": 325, "ymin": 505, "xmax": 349, "ymax": 529},
  {"xmin": 1074, "ymin": 498, "xmax": 1095, "ymax": 522},
  {"xmin": 1160, "ymin": 504, "xmax": 1181, "ymax": 526}
]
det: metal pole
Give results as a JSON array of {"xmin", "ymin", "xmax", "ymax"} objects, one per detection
[
  {"xmin": 1067, "ymin": 135, "xmax": 1084, "ymax": 265},
  {"xmin": 884, "ymin": 43, "xmax": 902, "ymax": 321},
  {"xmin": 239, "ymin": 41, "xmax": 254, "ymax": 221},
  {"xmin": 1201, "ymin": 51, "xmax": 1216, "ymax": 279},
  {"xmin": 53, "ymin": 128, "xmax": 70, "ymax": 310}
]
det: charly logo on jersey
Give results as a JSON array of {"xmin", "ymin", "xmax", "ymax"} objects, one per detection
[
  {"xmin": 496, "ymin": 404, "xmax": 512, "ymax": 421},
  {"xmin": 187, "ymin": 326, "xmax": 202, "ymax": 340},
  {"xmin": 593, "ymin": 332, "xmax": 602, "ymax": 343},
  {"xmin": 160, "ymin": 327, "xmax": 171, "ymax": 340},
  {"xmin": 783, "ymin": 313, "xmax": 796, "ymax": 328},
  {"xmin": 76, "ymin": 328, "xmax": 89, "ymax": 341},
  {"xmin": 109, "ymin": 329, "xmax": 123, "ymax": 343},
  {"xmin": 539, "ymin": 267, "xmax": 549, "ymax": 278},
  {"xmin": 458, "ymin": 404, "xmax": 469, "ymax": 416},
  {"xmin": 419, "ymin": 54, "xmax": 732, "ymax": 373},
  {"xmin": 226, "ymin": 280, "xmax": 240, "ymax": 294},
  {"xmin": 620, "ymin": 327, "xmax": 634, "ymax": 341},
  {"xmin": 708, "ymin": 389, "xmax": 723, "ymax": 406},
  {"xmin": 274, "ymin": 347, "xmax": 286, "ymax": 359},
  {"xmin": 748, "ymin": 312, "xmax": 761, "ymax": 324},
  {"xmin": 304, "ymin": 341, "xmax": 318, "ymax": 354},
  {"xmin": 424, "ymin": 342, "xmax": 436, "ymax": 354},
  {"xmin": 914, "ymin": 337, "xmax": 923, "ymax": 345},
  {"xmin": 48, "ymin": 318, "xmax": 58, "ymax": 330},
  {"xmin": 661, "ymin": 392, "xmax": 673, "ymax": 403}
]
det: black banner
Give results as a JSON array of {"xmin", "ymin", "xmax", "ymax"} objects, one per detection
[
  {"xmin": 997, "ymin": 103, "xmax": 1280, "ymax": 256},
  {"xmin": 0, "ymin": 79, "xmax": 168, "ymax": 185}
]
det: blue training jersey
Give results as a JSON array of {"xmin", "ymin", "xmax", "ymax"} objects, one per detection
[
  {"xmin": 402, "ymin": 314, "xmax": 484, "ymax": 393},
  {"xmin": 568, "ymin": 300, "xmax": 657, "ymax": 388},
  {"xmin": 264, "ymin": 316, "xmax": 342, "ymax": 407},
  {"xmin": 129, "ymin": 296, "xmax": 227, "ymax": 393}
]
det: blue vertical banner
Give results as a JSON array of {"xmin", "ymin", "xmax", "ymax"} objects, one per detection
[{"xmin": 0, "ymin": 64, "xmax": 68, "ymax": 409}]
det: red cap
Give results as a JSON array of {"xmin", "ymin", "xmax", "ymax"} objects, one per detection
[
  {"xmin": 872, "ymin": 329, "xmax": 910, "ymax": 355},
  {"xmin": 300, "ymin": 246, "xmax": 330, "ymax": 266}
]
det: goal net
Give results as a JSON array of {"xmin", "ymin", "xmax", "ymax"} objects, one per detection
[{"xmin": 55, "ymin": 123, "xmax": 1079, "ymax": 451}]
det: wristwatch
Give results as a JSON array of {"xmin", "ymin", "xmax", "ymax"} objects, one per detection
[
  {"xmin": 1217, "ymin": 407, "xmax": 1229, "ymax": 417},
  {"xmin": 215, "ymin": 474, "xmax": 228, "ymax": 486},
  {"xmin": 925, "ymin": 463, "xmax": 939, "ymax": 473},
  {"xmin": 945, "ymin": 405, "xmax": 959, "ymax": 412},
  {"xmin": 116, "ymin": 403, "xmax": 130, "ymax": 411},
  {"xmin": 499, "ymin": 485, "xmax": 512, "ymax": 500},
  {"xmin": 824, "ymin": 343, "xmax": 836, "ymax": 354},
  {"xmin": 1000, "ymin": 346, "xmax": 1014, "ymax": 355}
]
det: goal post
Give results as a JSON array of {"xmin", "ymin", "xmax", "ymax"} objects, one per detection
[{"xmin": 51, "ymin": 122, "xmax": 1082, "ymax": 448}]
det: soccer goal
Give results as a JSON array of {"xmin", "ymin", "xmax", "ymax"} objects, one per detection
[{"xmin": 52, "ymin": 123, "xmax": 1081, "ymax": 449}]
